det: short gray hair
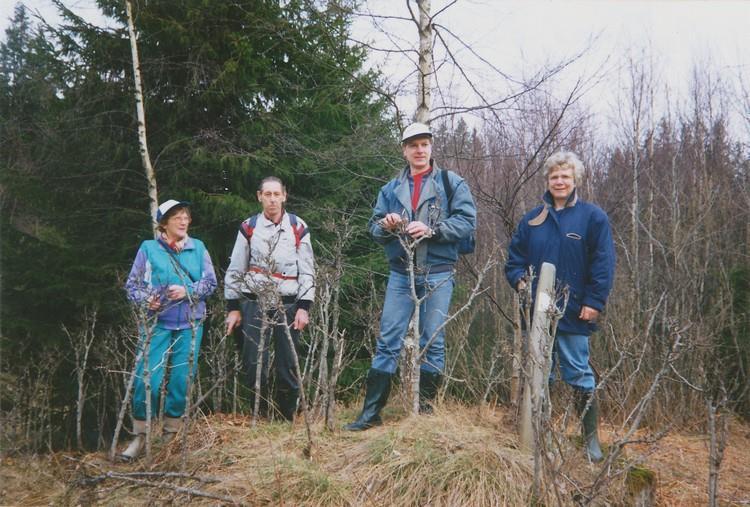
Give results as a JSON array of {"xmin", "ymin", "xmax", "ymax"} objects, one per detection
[
  {"xmin": 258, "ymin": 175, "xmax": 286, "ymax": 193},
  {"xmin": 542, "ymin": 151, "xmax": 584, "ymax": 184}
]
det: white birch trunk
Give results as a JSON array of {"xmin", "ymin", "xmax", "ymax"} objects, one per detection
[
  {"xmin": 415, "ymin": 0, "xmax": 433, "ymax": 124},
  {"xmin": 125, "ymin": 0, "xmax": 158, "ymax": 236},
  {"xmin": 519, "ymin": 262, "xmax": 556, "ymax": 451},
  {"xmin": 405, "ymin": 256, "xmax": 421, "ymax": 416}
]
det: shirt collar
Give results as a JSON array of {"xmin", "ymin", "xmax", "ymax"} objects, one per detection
[
  {"xmin": 258, "ymin": 211, "xmax": 288, "ymax": 229},
  {"xmin": 407, "ymin": 167, "xmax": 433, "ymax": 182}
]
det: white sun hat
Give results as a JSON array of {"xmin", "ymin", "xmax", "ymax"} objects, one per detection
[
  {"xmin": 401, "ymin": 122, "xmax": 432, "ymax": 144},
  {"xmin": 156, "ymin": 199, "xmax": 191, "ymax": 221}
]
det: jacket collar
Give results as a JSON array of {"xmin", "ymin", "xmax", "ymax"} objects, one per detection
[
  {"xmin": 157, "ymin": 235, "xmax": 195, "ymax": 252},
  {"xmin": 528, "ymin": 189, "xmax": 578, "ymax": 226},
  {"xmin": 542, "ymin": 188, "xmax": 578, "ymax": 208},
  {"xmin": 257, "ymin": 211, "xmax": 290, "ymax": 229},
  {"xmin": 395, "ymin": 162, "xmax": 440, "ymax": 215}
]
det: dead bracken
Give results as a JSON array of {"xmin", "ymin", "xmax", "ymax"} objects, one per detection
[{"xmin": 2, "ymin": 404, "xmax": 749, "ymax": 506}]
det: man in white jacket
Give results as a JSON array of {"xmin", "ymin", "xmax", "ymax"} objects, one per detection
[{"xmin": 224, "ymin": 176, "xmax": 315, "ymax": 421}]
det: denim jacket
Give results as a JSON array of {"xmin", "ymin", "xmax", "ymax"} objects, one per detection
[{"xmin": 369, "ymin": 164, "xmax": 476, "ymax": 273}]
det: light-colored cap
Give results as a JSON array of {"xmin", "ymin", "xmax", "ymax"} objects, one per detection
[
  {"xmin": 156, "ymin": 199, "xmax": 190, "ymax": 221},
  {"xmin": 401, "ymin": 122, "xmax": 432, "ymax": 143}
]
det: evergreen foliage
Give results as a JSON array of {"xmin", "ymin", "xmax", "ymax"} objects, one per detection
[{"xmin": 0, "ymin": 0, "xmax": 396, "ymax": 447}]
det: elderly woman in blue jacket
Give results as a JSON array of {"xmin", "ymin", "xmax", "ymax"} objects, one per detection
[
  {"xmin": 120, "ymin": 200, "xmax": 217, "ymax": 460},
  {"xmin": 505, "ymin": 151, "xmax": 615, "ymax": 462}
]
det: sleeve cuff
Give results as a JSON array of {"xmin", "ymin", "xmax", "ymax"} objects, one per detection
[
  {"xmin": 296, "ymin": 300, "xmax": 312, "ymax": 312},
  {"xmin": 582, "ymin": 298, "xmax": 604, "ymax": 312},
  {"xmin": 226, "ymin": 299, "xmax": 241, "ymax": 312}
]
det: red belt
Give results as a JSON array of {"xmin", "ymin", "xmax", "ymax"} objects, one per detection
[{"xmin": 248, "ymin": 266, "xmax": 298, "ymax": 280}]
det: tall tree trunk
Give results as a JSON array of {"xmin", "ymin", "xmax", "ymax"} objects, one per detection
[
  {"xmin": 707, "ymin": 392, "xmax": 728, "ymax": 507},
  {"xmin": 415, "ymin": 0, "xmax": 433, "ymax": 124},
  {"xmin": 630, "ymin": 108, "xmax": 641, "ymax": 331},
  {"xmin": 125, "ymin": 0, "xmax": 158, "ymax": 236}
]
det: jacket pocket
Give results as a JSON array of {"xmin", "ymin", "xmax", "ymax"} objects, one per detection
[{"xmin": 565, "ymin": 291, "xmax": 582, "ymax": 316}]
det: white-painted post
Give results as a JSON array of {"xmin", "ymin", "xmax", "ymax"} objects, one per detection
[{"xmin": 519, "ymin": 262, "xmax": 556, "ymax": 451}]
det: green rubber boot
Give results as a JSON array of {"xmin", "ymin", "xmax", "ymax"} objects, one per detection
[{"xmin": 576, "ymin": 390, "xmax": 604, "ymax": 463}]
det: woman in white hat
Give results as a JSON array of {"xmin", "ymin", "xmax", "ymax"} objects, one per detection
[{"xmin": 120, "ymin": 200, "xmax": 217, "ymax": 460}]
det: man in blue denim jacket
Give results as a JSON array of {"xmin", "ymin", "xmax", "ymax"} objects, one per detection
[
  {"xmin": 505, "ymin": 151, "xmax": 615, "ymax": 462},
  {"xmin": 345, "ymin": 122, "xmax": 476, "ymax": 431}
]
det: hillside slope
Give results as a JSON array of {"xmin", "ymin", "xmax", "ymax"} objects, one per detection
[{"xmin": 1, "ymin": 404, "xmax": 748, "ymax": 505}]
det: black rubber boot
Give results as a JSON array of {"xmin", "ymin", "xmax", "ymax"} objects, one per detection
[
  {"xmin": 344, "ymin": 368, "xmax": 392, "ymax": 431},
  {"xmin": 276, "ymin": 388, "xmax": 299, "ymax": 422},
  {"xmin": 419, "ymin": 370, "xmax": 442, "ymax": 414},
  {"xmin": 576, "ymin": 390, "xmax": 604, "ymax": 463},
  {"xmin": 247, "ymin": 384, "xmax": 270, "ymax": 420}
]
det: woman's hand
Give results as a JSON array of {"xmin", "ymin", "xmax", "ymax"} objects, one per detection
[
  {"xmin": 147, "ymin": 295, "xmax": 161, "ymax": 311},
  {"xmin": 579, "ymin": 305, "xmax": 600, "ymax": 321},
  {"xmin": 166, "ymin": 284, "xmax": 187, "ymax": 300}
]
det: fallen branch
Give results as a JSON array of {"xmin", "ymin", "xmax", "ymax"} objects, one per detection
[
  {"xmin": 77, "ymin": 471, "xmax": 221, "ymax": 486},
  {"xmin": 76, "ymin": 471, "xmax": 242, "ymax": 505}
]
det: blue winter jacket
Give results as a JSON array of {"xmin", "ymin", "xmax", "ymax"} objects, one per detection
[
  {"xmin": 125, "ymin": 237, "xmax": 217, "ymax": 330},
  {"xmin": 369, "ymin": 164, "xmax": 477, "ymax": 273},
  {"xmin": 505, "ymin": 190, "xmax": 615, "ymax": 335}
]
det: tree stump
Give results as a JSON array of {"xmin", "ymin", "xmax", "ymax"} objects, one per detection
[{"xmin": 626, "ymin": 465, "xmax": 656, "ymax": 507}]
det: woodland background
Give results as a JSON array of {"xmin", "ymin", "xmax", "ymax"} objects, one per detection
[{"xmin": 1, "ymin": 0, "xmax": 748, "ymax": 475}]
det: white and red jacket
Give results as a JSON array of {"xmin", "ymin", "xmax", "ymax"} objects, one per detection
[{"xmin": 224, "ymin": 211, "xmax": 315, "ymax": 311}]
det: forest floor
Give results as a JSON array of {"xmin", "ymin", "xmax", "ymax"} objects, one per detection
[{"xmin": 1, "ymin": 402, "xmax": 749, "ymax": 506}]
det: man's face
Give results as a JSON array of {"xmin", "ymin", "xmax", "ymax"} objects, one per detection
[
  {"xmin": 257, "ymin": 181, "xmax": 286, "ymax": 217},
  {"xmin": 402, "ymin": 136, "xmax": 432, "ymax": 173},
  {"xmin": 547, "ymin": 164, "xmax": 576, "ymax": 203}
]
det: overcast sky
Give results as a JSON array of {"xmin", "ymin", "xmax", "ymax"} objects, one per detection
[
  {"xmin": 2, "ymin": 0, "xmax": 749, "ymax": 136},
  {"xmin": 350, "ymin": 0, "xmax": 750, "ymax": 136}
]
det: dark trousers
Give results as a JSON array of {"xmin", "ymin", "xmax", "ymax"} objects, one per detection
[{"xmin": 238, "ymin": 300, "xmax": 301, "ymax": 399}]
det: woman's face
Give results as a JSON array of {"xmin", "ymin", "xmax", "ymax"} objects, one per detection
[
  {"xmin": 164, "ymin": 209, "xmax": 191, "ymax": 240},
  {"xmin": 547, "ymin": 164, "xmax": 576, "ymax": 204}
]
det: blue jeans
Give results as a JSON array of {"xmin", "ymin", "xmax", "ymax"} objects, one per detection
[
  {"xmin": 132, "ymin": 324, "xmax": 203, "ymax": 420},
  {"xmin": 550, "ymin": 331, "xmax": 595, "ymax": 391},
  {"xmin": 372, "ymin": 270, "xmax": 454, "ymax": 374}
]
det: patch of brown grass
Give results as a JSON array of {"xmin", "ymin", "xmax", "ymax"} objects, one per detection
[
  {"xmin": 1, "ymin": 404, "xmax": 748, "ymax": 506},
  {"xmin": 627, "ymin": 417, "xmax": 750, "ymax": 506},
  {"xmin": 0, "ymin": 454, "xmax": 68, "ymax": 505}
]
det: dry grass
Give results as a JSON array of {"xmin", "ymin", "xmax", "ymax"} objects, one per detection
[
  {"xmin": 626, "ymin": 417, "xmax": 750, "ymax": 506},
  {"xmin": 1, "ymin": 403, "xmax": 749, "ymax": 506},
  {"xmin": 0, "ymin": 453, "xmax": 68, "ymax": 505},
  {"xmin": 336, "ymin": 405, "xmax": 535, "ymax": 506}
]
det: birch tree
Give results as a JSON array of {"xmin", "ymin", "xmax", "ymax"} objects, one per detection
[
  {"xmin": 413, "ymin": 0, "xmax": 433, "ymax": 124},
  {"xmin": 125, "ymin": 0, "xmax": 158, "ymax": 235}
]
